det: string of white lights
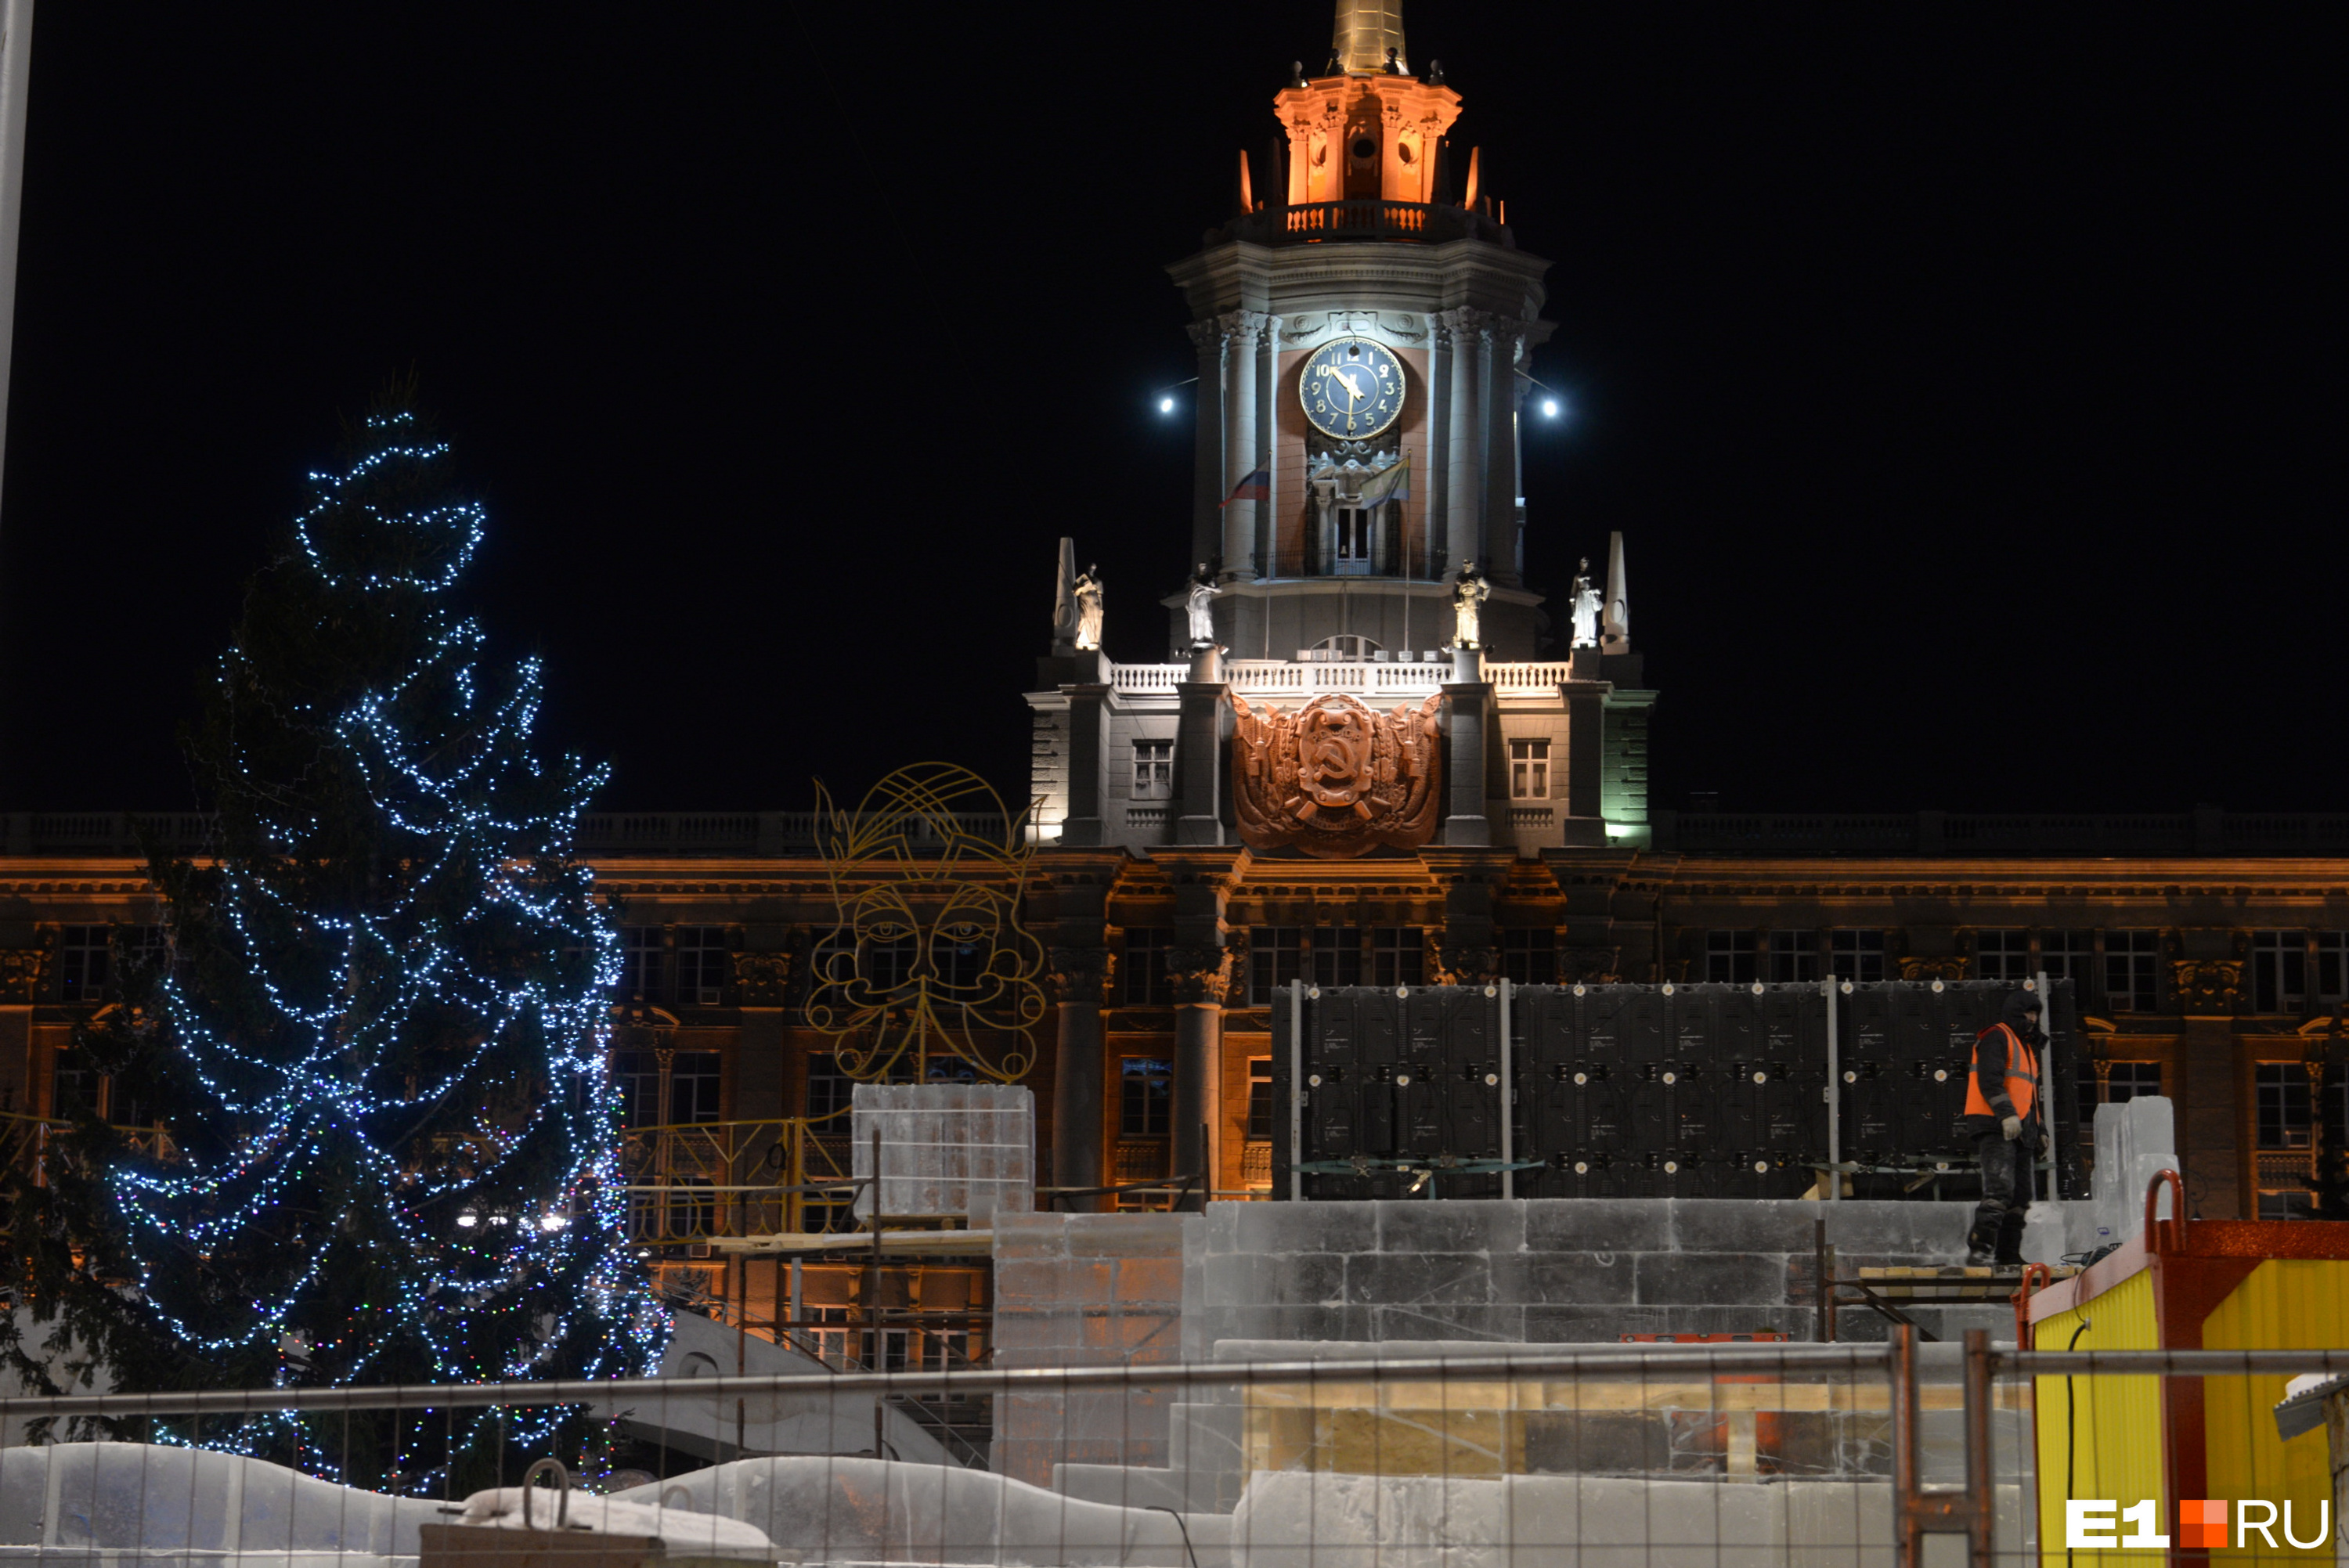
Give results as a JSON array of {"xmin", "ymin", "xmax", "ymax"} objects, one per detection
[{"xmin": 106, "ymin": 410, "xmax": 667, "ymax": 1480}]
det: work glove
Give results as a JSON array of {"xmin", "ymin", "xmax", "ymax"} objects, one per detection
[{"xmin": 2001, "ymin": 1115, "xmax": 2022, "ymax": 1142}]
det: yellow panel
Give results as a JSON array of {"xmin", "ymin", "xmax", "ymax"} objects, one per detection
[
  {"xmin": 2200, "ymin": 1260, "xmax": 2349, "ymax": 1563},
  {"xmin": 2035, "ymin": 1271, "xmax": 2163, "ymax": 1568}
]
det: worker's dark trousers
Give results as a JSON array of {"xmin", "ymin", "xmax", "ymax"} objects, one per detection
[{"xmin": 1969, "ymin": 1133, "xmax": 2032, "ymax": 1262}]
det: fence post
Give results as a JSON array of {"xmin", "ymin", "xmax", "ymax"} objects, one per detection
[
  {"xmin": 1892, "ymin": 1323, "xmax": 1920, "ymax": 1568},
  {"xmin": 1963, "ymin": 1328, "xmax": 1994, "ymax": 1567}
]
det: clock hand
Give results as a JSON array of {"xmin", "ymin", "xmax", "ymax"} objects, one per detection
[{"xmin": 1332, "ymin": 369, "xmax": 1364, "ymax": 404}]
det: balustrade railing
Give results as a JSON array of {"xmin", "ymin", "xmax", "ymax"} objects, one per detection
[{"xmin": 1220, "ymin": 199, "xmax": 1514, "ymax": 249}]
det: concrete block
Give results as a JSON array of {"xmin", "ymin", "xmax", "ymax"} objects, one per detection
[
  {"xmin": 1375, "ymin": 1198, "xmax": 1526, "ymax": 1256},
  {"xmin": 1633, "ymin": 1251, "xmax": 1787, "ymax": 1306},
  {"xmin": 1521, "ymin": 1198, "xmax": 1673, "ymax": 1253},
  {"xmin": 1670, "ymin": 1199, "xmax": 1821, "ymax": 1253},
  {"xmin": 1345, "ymin": 1252, "xmax": 1495, "ymax": 1307}
]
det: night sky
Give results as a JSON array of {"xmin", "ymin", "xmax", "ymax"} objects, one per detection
[{"xmin": 1, "ymin": 5, "xmax": 2336, "ymax": 817}]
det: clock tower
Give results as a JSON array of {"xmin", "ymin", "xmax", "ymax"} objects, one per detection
[
  {"xmin": 1027, "ymin": 0, "xmax": 1654, "ymax": 859},
  {"xmin": 1167, "ymin": 5, "xmax": 1551, "ymax": 665}
]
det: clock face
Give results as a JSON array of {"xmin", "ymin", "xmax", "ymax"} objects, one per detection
[{"xmin": 1300, "ymin": 336, "xmax": 1406, "ymax": 441}]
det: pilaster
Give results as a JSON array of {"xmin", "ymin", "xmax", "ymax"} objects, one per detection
[
  {"xmin": 1441, "ymin": 666, "xmax": 1492, "ymax": 846},
  {"xmin": 1172, "ymin": 665, "xmax": 1231, "ymax": 846},
  {"xmin": 1153, "ymin": 849, "xmax": 1245, "ymax": 1213}
]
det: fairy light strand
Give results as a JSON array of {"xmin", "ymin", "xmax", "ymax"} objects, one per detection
[{"xmin": 110, "ymin": 410, "xmax": 667, "ymax": 1481}]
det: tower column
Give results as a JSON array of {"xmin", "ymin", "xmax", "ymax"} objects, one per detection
[
  {"xmin": 1480, "ymin": 319, "xmax": 1524, "ymax": 582},
  {"xmin": 1173, "ymin": 656, "xmax": 1229, "ymax": 845},
  {"xmin": 1187, "ymin": 319, "xmax": 1228, "ymax": 571},
  {"xmin": 1425, "ymin": 317, "xmax": 1454, "ymax": 579},
  {"xmin": 1221, "ymin": 312, "xmax": 1267, "ymax": 577},
  {"xmin": 1442, "ymin": 310, "xmax": 1483, "ymax": 575}
]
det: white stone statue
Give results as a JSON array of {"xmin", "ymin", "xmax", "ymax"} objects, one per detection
[
  {"xmin": 1072, "ymin": 565, "xmax": 1103, "ymax": 651},
  {"xmin": 1451, "ymin": 564, "xmax": 1490, "ymax": 650},
  {"xmin": 1185, "ymin": 564, "xmax": 1221, "ymax": 647},
  {"xmin": 1569, "ymin": 557, "xmax": 1602, "ymax": 649}
]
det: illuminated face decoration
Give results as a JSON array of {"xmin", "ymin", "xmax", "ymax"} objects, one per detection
[{"xmin": 804, "ymin": 763, "xmax": 1046, "ymax": 1084}]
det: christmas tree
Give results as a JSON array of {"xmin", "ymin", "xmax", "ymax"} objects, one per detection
[{"xmin": 2, "ymin": 397, "xmax": 662, "ymax": 1485}]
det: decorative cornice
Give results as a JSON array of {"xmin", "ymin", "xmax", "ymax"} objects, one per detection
[{"xmin": 1047, "ymin": 946, "xmax": 1113, "ymax": 1006}]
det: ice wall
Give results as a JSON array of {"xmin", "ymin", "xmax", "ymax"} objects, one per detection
[
  {"xmin": 2087, "ymin": 1095, "xmax": 2178, "ymax": 1252},
  {"xmin": 850, "ymin": 1082, "xmax": 1034, "ymax": 1227}
]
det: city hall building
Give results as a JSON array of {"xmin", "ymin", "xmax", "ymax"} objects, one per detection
[{"xmin": 2, "ymin": 5, "xmax": 2344, "ymax": 1245}]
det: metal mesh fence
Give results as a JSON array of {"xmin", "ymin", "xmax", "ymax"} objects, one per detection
[{"xmin": 2, "ymin": 1341, "xmax": 2344, "ymax": 1566}]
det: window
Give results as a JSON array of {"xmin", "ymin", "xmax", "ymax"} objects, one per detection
[
  {"xmin": 1120, "ymin": 1058, "xmax": 1172, "ymax": 1136},
  {"xmin": 675, "ymin": 926, "xmax": 729, "ymax": 1006},
  {"xmin": 618, "ymin": 927, "xmax": 665, "ymax": 1001},
  {"xmin": 2256, "ymin": 1063, "xmax": 2312, "ymax": 1150},
  {"xmin": 1705, "ymin": 932, "xmax": 1757, "ymax": 986},
  {"xmin": 1312, "ymin": 926, "xmax": 1362, "ymax": 988},
  {"xmin": 2079, "ymin": 1060, "xmax": 2163, "ymax": 1108},
  {"xmin": 1831, "ymin": 930, "xmax": 1885, "ymax": 984},
  {"xmin": 669, "ymin": 1051, "xmax": 723, "ymax": 1124},
  {"xmin": 1132, "ymin": 739, "xmax": 1174, "ymax": 801},
  {"xmin": 862, "ymin": 929, "xmax": 918, "ymax": 992},
  {"xmin": 2253, "ymin": 931, "xmax": 2305, "ymax": 1013},
  {"xmin": 51, "ymin": 1048, "xmax": 99, "ymax": 1119},
  {"xmin": 1372, "ymin": 927, "xmax": 1424, "ymax": 988},
  {"xmin": 806, "ymin": 1052, "xmax": 855, "ymax": 1120},
  {"xmin": 56, "ymin": 926, "xmax": 110, "ymax": 1003},
  {"xmin": 2259, "ymin": 1190, "xmax": 2316, "ymax": 1221},
  {"xmin": 1768, "ymin": 931, "xmax": 1819, "ymax": 985},
  {"xmin": 1123, "ymin": 928, "xmax": 1173, "ymax": 1006},
  {"xmin": 2039, "ymin": 932, "xmax": 2095, "ymax": 990},
  {"xmin": 2105, "ymin": 931, "xmax": 2160, "ymax": 1011},
  {"xmin": 2320, "ymin": 934, "xmax": 2349, "ymax": 1006},
  {"xmin": 1503, "ymin": 929, "xmax": 1556, "ymax": 986},
  {"xmin": 1976, "ymin": 930, "xmax": 2033, "ymax": 983},
  {"xmin": 615, "ymin": 1051, "xmax": 662, "ymax": 1126},
  {"xmin": 1509, "ymin": 738, "xmax": 1551, "ymax": 800},
  {"xmin": 1247, "ymin": 1058, "xmax": 1276, "ymax": 1139},
  {"xmin": 1249, "ymin": 927, "xmax": 1303, "ymax": 1005},
  {"xmin": 1334, "ymin": 506, "xmax": 1372, "ymax": 564},
  {"xmin": 613, "ymin": 1050, "xmax": 722, "ymax": 1126},
  {"xmin": 930, "ymin": 928, "xmax": 986, "ymax": 989}
]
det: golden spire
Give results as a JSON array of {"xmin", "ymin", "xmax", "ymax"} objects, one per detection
[{"xmin": 1331, "ymin": 0, "xmax": 1406, "ymax": 75}]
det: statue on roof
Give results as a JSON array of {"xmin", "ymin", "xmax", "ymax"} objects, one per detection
[
  {"xmin": 1570, "ymin": 557, "xmax": 1602, "ymax": 649},
  {"xmin": 1451, "ymin": 561, "xmax": 1490, "ymax": 650},
  {"xmin": 1072, "ymin": 565, "xmax": 1103, "ymax": 651},
  {"xmin": 1185, "ymin": 563, "xmax": 1222, "ymax": 647}
]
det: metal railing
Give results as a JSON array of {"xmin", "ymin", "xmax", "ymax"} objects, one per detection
[
  {"xmin": 2, "ymin": 1336, "xmax": 2346, "ymax": 1563},
  {"xmin": 617, "ymin": 1116, "xmax": 856, "ymax": 1241}
]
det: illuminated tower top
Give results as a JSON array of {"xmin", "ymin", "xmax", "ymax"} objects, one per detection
[{"xmin": 1331, "ymin": 0, "xmax": 1407, "ymax": 75}]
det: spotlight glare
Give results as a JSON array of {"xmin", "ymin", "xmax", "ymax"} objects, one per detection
[
  {"xmin": 1159, "ymin": 396, "xmax": 1176, "ymax": 414},
  {"xmin": 1542, "ymin": 398, "xmax": 1561, "ymax": 418},
  {"xmin": 539, "ymin": 1213, "xmax": 568, "ymax": 1233}
]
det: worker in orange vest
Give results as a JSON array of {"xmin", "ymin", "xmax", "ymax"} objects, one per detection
[{"xmin": 1964, "ymin": 989, "xmax": 2044, "ymax": 1265}]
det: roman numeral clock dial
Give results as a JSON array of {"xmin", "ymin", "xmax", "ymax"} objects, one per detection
[{"xmin": 1301, "ymin": 336, "xmax": 1406, "ymax": 441}]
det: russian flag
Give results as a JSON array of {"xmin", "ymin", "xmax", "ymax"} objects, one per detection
[{"xmin": 1219, "ymin": 468, "xmax": 1270, "ymax": 507}]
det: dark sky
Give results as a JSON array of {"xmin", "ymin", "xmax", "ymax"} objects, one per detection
[{"xmin": 1, "ymin": 5, "xmax": 2337, "ymax": 816}]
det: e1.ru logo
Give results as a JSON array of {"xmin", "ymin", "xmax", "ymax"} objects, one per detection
[{"xmin": 2066, "ymin": 1499, "xmax": 2332, "ymax": 1550}]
